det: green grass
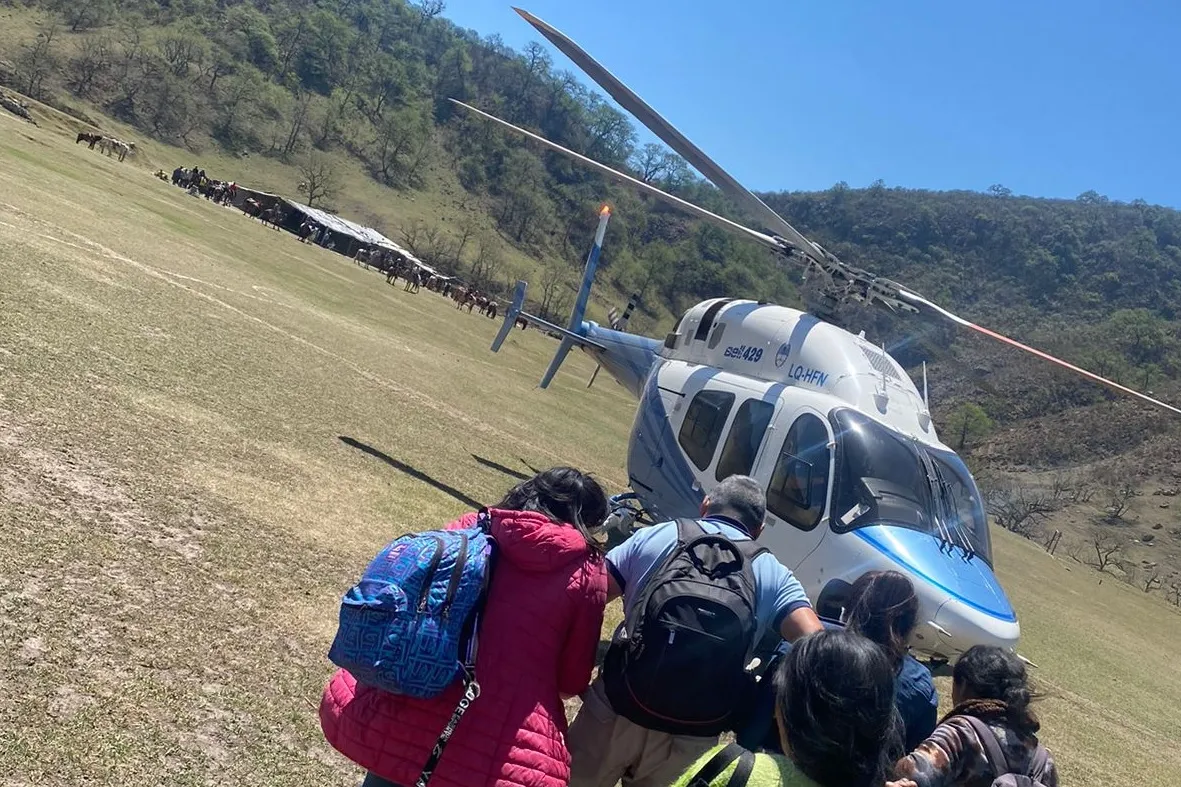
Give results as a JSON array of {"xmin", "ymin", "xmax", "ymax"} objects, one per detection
[{"xmin": 1, "ymin": 110, "xmax": 1180, "ymax": 787}]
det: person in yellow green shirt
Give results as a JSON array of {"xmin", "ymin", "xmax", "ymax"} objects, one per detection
[{"xmin": 672, "ymin": 629, "xmax": 903, "ymax": 787}]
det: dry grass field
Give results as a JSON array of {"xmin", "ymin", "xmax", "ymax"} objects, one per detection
[{"xmin": 1, "ymin": 113, "xmax": 1180, "ymax": 786}]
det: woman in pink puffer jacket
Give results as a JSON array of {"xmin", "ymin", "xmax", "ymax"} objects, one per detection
[{"xmin": 321, "ymin": 467, "xmax": 609, "ymax": 787}]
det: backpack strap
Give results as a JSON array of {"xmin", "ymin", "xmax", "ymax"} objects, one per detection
[
  {"xmin": 962, "ymin": 716, "xmax": 1012, "ymax": 777},
  {"xmin": 675, "ymin": 517, "xmax": 706, "ymax": 544},
  {"xmin": 686, "ymin": 744, "xmax": 756, "ymax": 787},
  {"xmin": 677, "ymin": 518, "xmax": 769, "ymax": 562},
  {"xmin": 1028, "ymin": 743, "xmax": 1051, "ymax": 781}
]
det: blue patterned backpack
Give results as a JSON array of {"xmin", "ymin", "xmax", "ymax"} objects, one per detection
[{"xmin": 329, "ymin": 511, "xmax": 496, "ymax": 699}]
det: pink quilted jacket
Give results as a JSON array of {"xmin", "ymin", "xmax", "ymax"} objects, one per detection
[{"xmin": 320, "ymin": 509, "xmax": 607, "ymax": 787}]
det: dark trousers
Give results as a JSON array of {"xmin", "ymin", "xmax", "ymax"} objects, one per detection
[{"xmin": 360, "ymin": 773, "xmax": 403, "ymax": 787}]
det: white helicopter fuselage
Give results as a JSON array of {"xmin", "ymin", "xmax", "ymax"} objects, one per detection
[{"xmin": 612, "ymin": 298, "xmax": 1020, "ymax": 659}]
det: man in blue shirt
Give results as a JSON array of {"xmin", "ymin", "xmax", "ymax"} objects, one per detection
[{"xmin": 567, "ymin": 475, "xmax": 823, "ymax": 787}]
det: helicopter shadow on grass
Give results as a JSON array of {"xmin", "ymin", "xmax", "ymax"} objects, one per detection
[
  {"xmin": 471, "ymin": 454, "xmax": 530, "ymax": 481},
  {"xmin": 338, "ymin": 436, "xmax": 484, "ymax": 510}
]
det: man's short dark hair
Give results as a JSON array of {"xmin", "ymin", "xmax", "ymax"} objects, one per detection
[{"xmin": 705, "ymin": 475, "xmax": 767, "ymax": 532}]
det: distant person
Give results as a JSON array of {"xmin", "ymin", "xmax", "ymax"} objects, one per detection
[
  {"xmin": 893, "ymin": 645, "xmax": 1058, "ymax": 787},
  {"xmin": 321, "ymin": 467, "xmax": 611, "ymax": 787},
  {"xmin": 566, "ymin": 475, "xmax": 823, "ymax": 787},
  {"xmin": 670, "ymin": 629, "xmax": 904, "ymax": 787}
]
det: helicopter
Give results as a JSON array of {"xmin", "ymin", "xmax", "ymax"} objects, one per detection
[{"xmin": 453, "ymin": 7, "xmax": 1181, "ymax": 661}]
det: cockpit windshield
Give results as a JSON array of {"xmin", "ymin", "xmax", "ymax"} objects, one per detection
[{"xmin": 829, "ymin": 409, "xmax": 992, "ymax": 565}]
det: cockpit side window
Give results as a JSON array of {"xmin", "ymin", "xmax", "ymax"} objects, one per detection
[
  {"xmin": 715, "ymin": 399, "xmax": 775, "ymax": 481},
  {"xmin": 766, "ymin": 414, "xmax": 831, "ymax": 531},
  {"xmin": 678, "ymin": 390, "xmax": 736, "ymax": 471}
]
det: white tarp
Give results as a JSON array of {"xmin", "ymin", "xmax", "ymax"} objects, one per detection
[{"xmin": 285, "ymin": 199, "xmax": 424, "ymax": 265}]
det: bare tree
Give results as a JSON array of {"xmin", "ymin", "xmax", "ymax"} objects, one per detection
[
  {"xmin": 469, "ymin": 236, "xmax": 504, "ymax": 291},
  {"xmin": 1106, "ymin": 482, "xmax": 1139, "ymax": 521},
  {"xmin": 449, "ymin": 218, "xmax": 478, "ymax": 268},
  {"xmin": 16, "ymin": 18, "xmax": 60, "ymax": 100},
  {"xmin": 987, "ymin": 486, "xmax": 1055, "ymax": 539},
  {"xmin": 1140, "ymin": 568, "xmax": 1162, "ymax": 593},
  {"xmin": 1167, "ymin": 583, "xmax": 1181, "ymax": 607},
  {"xmin": 1065, "ymin": 540, "xmax": 1085, "ymax": 563},
  {"xmin": 1089, "ymin": 532, "xmax": 1124, "ymax": 574},
  {"xmin": 536, "ymin": 262, "xmax": 571, "ymax": 320},
  {"xmin": 399, "ymin": 219, "xmax": 450, "ymax": 266},
  {"xmin": 280, "ymin": 90, "xmax": 312, "ymax": 158},
  {"xmin": 66, "ymin": 34, "xmax": 114, "ymax": 99},
  {"xmin": 297, "ymin": 153, "xmax": 339, "ymax": 208}
]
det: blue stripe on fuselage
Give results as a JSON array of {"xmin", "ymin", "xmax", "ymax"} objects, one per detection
[{"xmin": 852, "ymin": 527, "xmax": 1017, "ymax": 621}]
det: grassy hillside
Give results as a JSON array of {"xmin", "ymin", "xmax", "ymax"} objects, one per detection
[{"xmin": 3, "ymin": 103, "xmax": 1181, "ymax": 787}]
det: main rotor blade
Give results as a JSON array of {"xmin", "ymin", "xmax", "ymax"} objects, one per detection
[
  {"xmin": 513, "ymin": 7, "xmax": 817, "ymax": 256},
  {"xmin": 898, "ymin": 291, "xmax": 1181, "ymax": 416},
  {"xmin": 449, "ymin": 99, "xmax": 785, "ymax": 253}
]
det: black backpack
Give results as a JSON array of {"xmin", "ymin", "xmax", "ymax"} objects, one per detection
[{"xmin": 603, "ymin": 518, "xmax": 767, "ymax": 736}]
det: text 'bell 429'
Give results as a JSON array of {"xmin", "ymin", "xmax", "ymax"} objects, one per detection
[{"xmin": 459, "ymin": 7, "xmax": 1181, "ymax": 662}]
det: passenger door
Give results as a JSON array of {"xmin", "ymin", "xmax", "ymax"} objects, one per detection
[{"xmin": 751, "ymin": 408, "xmax": 835, "ymax": 575}]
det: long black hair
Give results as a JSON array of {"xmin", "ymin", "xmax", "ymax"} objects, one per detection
[
  {"xmin": 774, "ymin": 629, "xmax": 903, "ymax": 787},
  {"xmin": 494, "ymin": 466, "xmax": 608, "ymax": 554},
  {"xmin": 953, "ymin": 645, "xmax": 1041, "ymax": 734},
  {"xmin": 843, "ymin": 570, "xmax": 919, "ymax": 669}
]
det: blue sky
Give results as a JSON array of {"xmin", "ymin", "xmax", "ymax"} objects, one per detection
[{"xmin": 443, "ymin": 1, "xmax": 1181, "ymax": 207}]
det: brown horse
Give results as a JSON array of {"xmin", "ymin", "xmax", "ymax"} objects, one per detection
[{"xmin": 76, "ymin": 132, "xmax": 101, "ymax": 148}]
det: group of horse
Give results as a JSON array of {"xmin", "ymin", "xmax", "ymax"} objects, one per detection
[
  {"xmin": 76, "ymin": 132, "xmax": 135, "ymax": 162},
  {"xmin": 352, "ymin": 246, "xmax": 501, "ymax": 317},
  {"xmin": 453, "ymin": 287, "xmax": 499, "ymax": 319},
  {"xmin": 353, "ymin": 247, "xmax": 422, "ymax": 291},
  {"xmin": 171, "ymin": 167, "xmax": 239, "ymax": 206}
]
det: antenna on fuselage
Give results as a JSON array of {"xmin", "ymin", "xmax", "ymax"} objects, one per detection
[{"xmin": 918, "ymin": 361, "xmax": 932, "ymax": 432}]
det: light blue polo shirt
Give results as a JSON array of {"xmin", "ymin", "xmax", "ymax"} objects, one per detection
[{"xmin": 606, "ymin": 516, "xmax": 813, "ymax": 642}]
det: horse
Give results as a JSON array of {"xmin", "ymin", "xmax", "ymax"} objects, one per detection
[
  {"xmin": 113, "ymin": 140, "xmax": 135, "ymax": 162},
  {"xmin": 404, "ymin": 270, "xmax": 422, "ymax": 293},
  {"xmin": 76, "ymin": 132, "xmax": 101, "ymax": 147}
]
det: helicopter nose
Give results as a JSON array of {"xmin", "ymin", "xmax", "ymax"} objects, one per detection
[{"xmin": 932, "ymin": 595, "xmax": 1021, "ymax": 656}]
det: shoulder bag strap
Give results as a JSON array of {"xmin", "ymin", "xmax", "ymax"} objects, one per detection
[
  {"xmin": 735, "ymin": 539, "xmax": 769, "ymax": 561},
  {"xmin": 962, "ymin": 715, "xmax": 1012, "ymax": 777},
  {"xmin": 1028, "ymin": 744, "xmax": 1051, "ymax": 781},
  {"xmin": 415, "ymin": 668, "xmax": 481, "ymax": 787},
  {"xmin": 687, "ymin": 744, "xmax": 756, "ymax": 787}
]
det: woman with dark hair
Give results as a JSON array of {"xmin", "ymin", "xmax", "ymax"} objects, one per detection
[
  {"xmin": 321, "ymin": 467, "xmax": 610, "ymax": 787},
  {"xmin": 735, "ymin": 570, "xmax": 936, "ymax": 754},
  {"xmin": 672, "ymin": 629, "xmax": 904, "ymax": 787},
  {"xmin": 893, "ymin": 645, "xmax": 1059, "ymax": 787},
  {"xmin": 843, "ymin": 571, "xmax": 938, "ymax": 751}
]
